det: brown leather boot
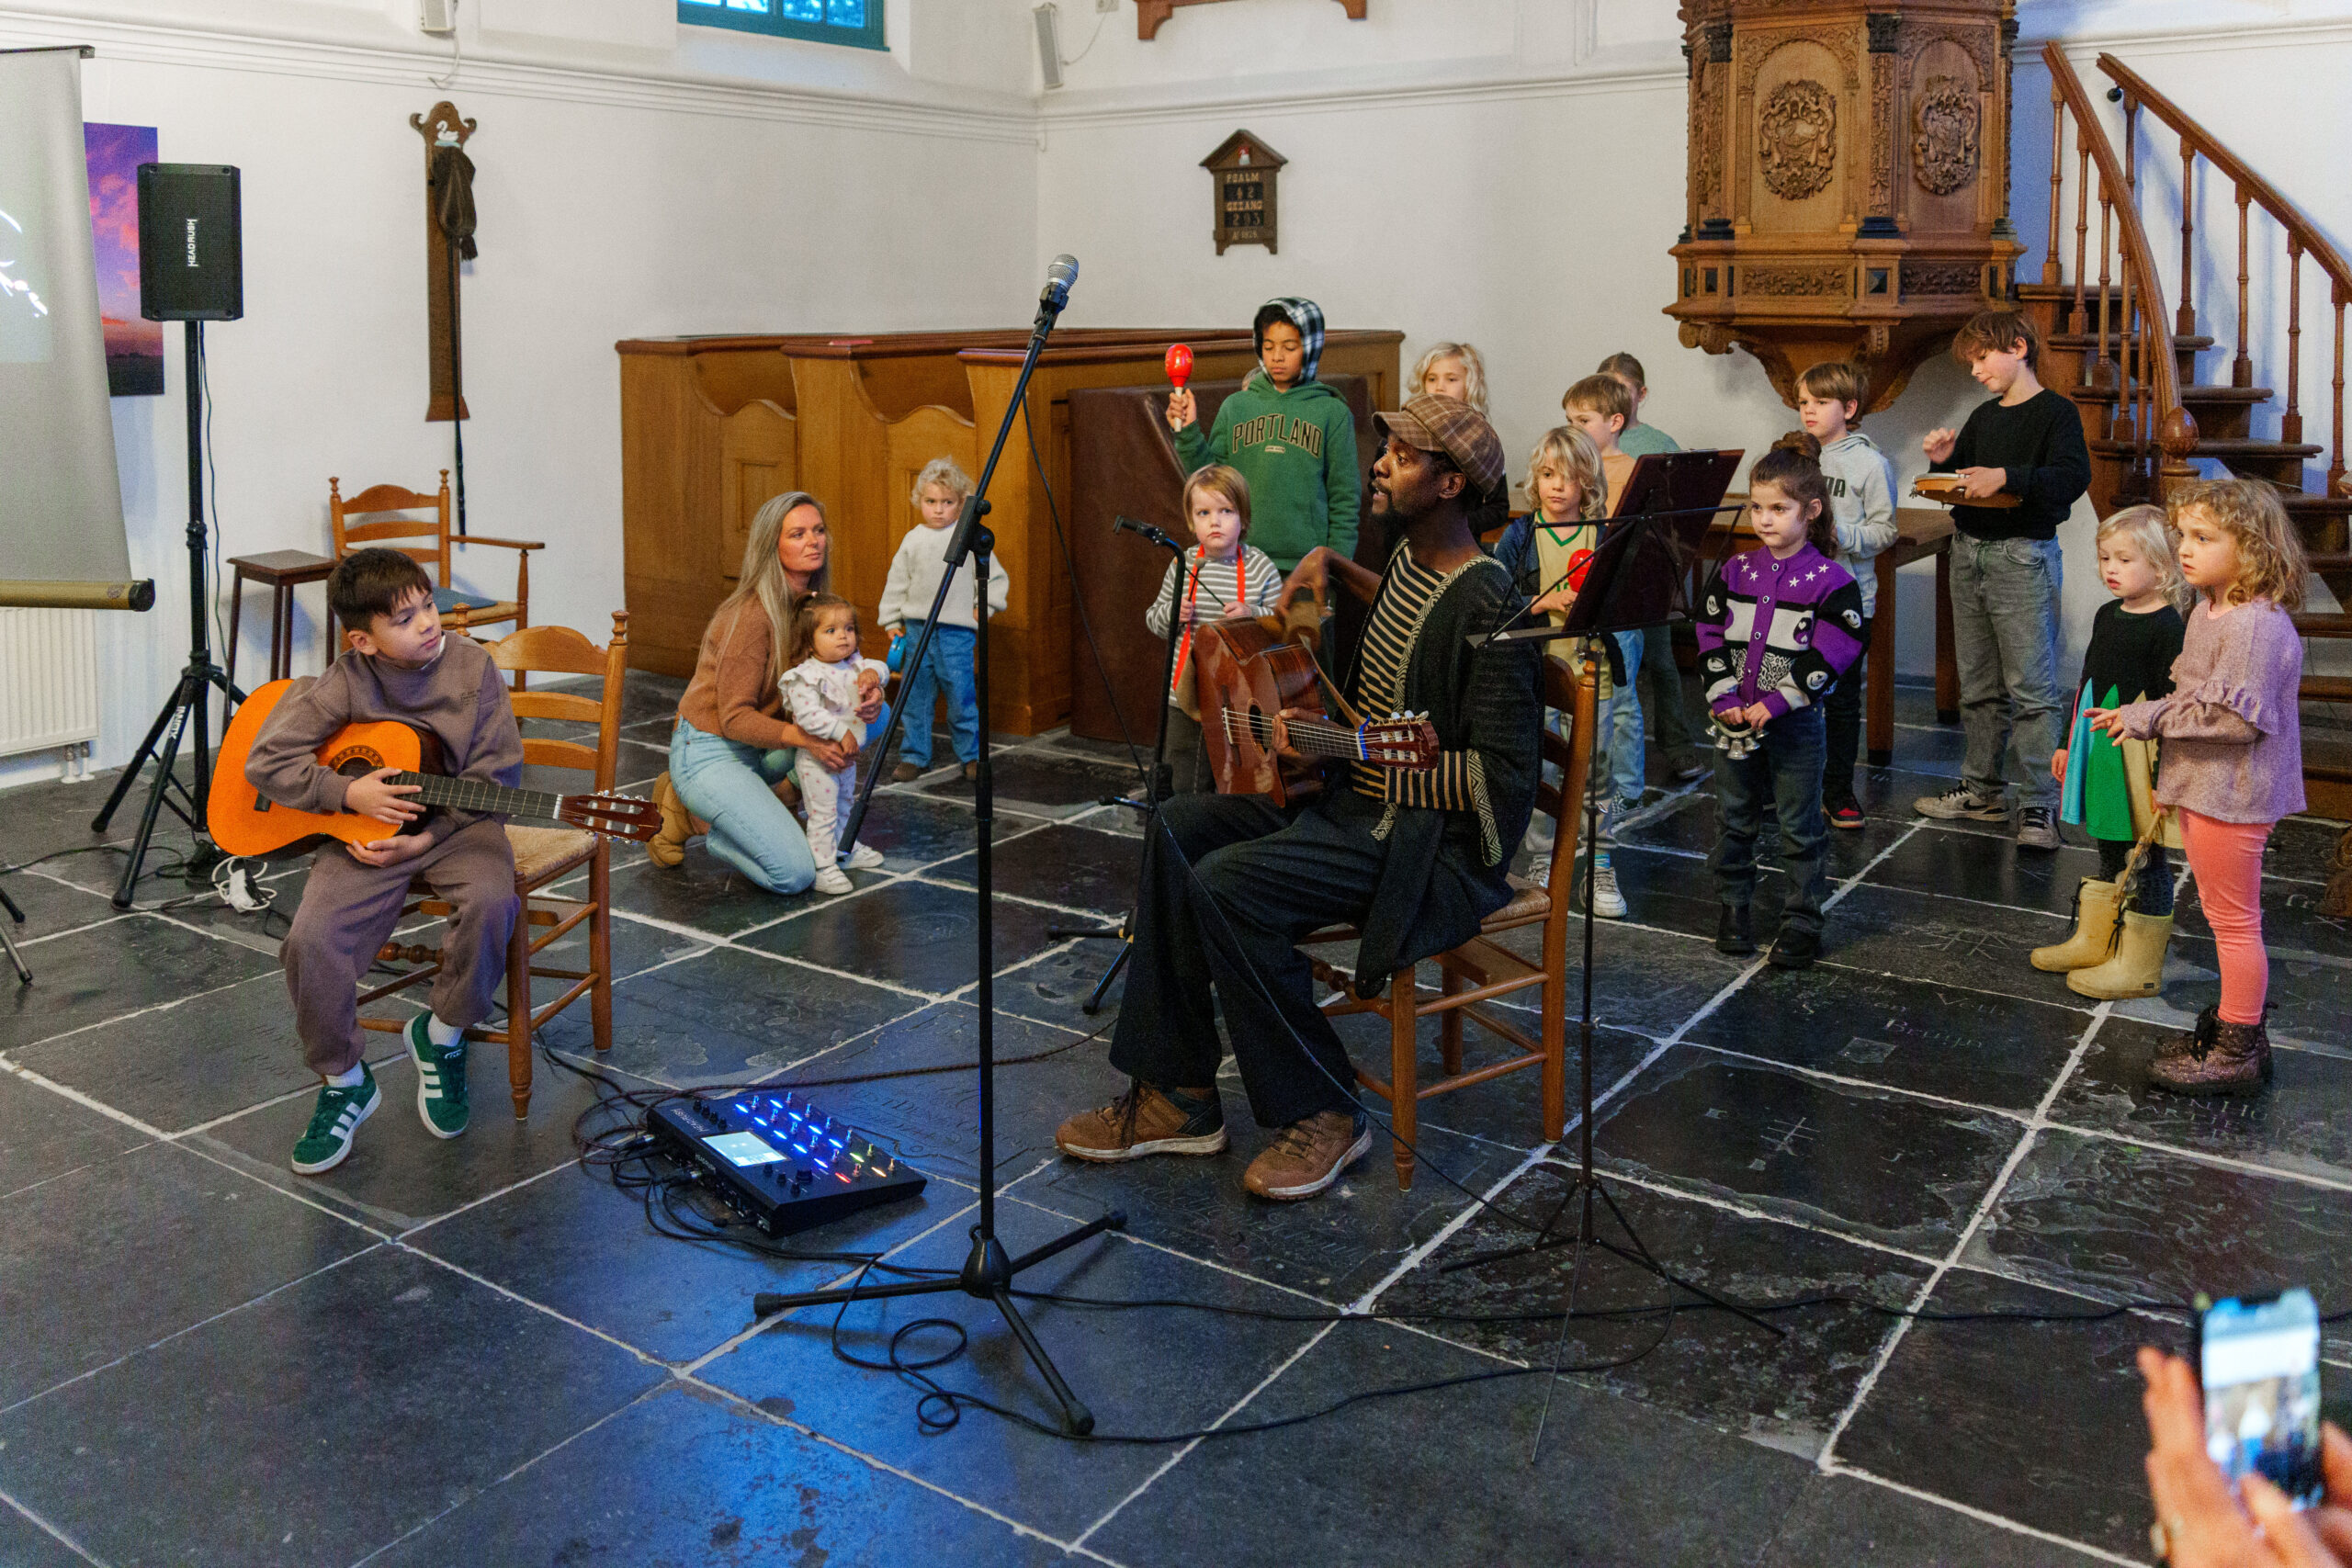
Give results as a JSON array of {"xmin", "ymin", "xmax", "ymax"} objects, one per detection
[
  {"xmin": 2146, "ymin": 1010, "xmax": 2271, "ymax": 1097},
  {"xmin": 1243, "ymin": 1109, "xmax": 1373, "ymax": 1201},
  {"xmin": 1055, "ymin": 1082, "xmax": 1227, "ymax": 1162},
  {"xmin": 649, "ymin": 772, "xmax": 705, "ymax": 869}
]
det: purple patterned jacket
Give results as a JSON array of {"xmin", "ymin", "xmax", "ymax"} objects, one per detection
[{"xmin": 1693, "ymin": 543, "xmax": 1868, "ymax": 722}]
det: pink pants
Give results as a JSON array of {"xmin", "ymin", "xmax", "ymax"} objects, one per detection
[{"xmin": 2177, "ymin": 808, "xmax": 2274, "ymax": 1026}]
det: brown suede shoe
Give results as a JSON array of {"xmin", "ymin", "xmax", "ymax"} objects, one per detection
[
  {"xmin": 962, "ymin": 761, "xmax": 979, "ymax": 782},
  {"xmin": 649, "ymin": 772, "xmax": 706, "ymax": 869},
  {"xmin": 2146, "ymin": 1010, "xmax": 2271, "ymax": 1097},
  {"xmin": 772, "ymin": 774, "xmax": 803, "ymax": 814},
  {"xmin": 891, "ymin": 762, "xmax": 923, "ymax": 783},
  {"xmin": 1055, "ymin": 1082, "xmax": 1227, "ymax": 1162},
  {"xmin": 1242, "ymin": 1109, "xmax": 1372, "ymax": 1201}
]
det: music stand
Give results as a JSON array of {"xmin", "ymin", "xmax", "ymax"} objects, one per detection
[{"xmin": 1453, "ymin": 452, "xmax": 1778, "ymax": 1446}]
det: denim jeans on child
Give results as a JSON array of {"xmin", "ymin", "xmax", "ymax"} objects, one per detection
[
  {"xmin": 1709, "ymin": 703, "xmax": 1831, "ymax": 935},
  {"xmin": 1822, "ymin": 615, "xmax": 1872, "ymax": 807},
  {"xmin": 1949, "ymin": 535, "xmax": 2064, "ymax": 812},
  {"xmin": 1602, "ymin": 628, "xmax": 1648, "ymax": 803},
  {"xmin": 899, "ymin": 620, "xmax": 980, "ymax": 770}
]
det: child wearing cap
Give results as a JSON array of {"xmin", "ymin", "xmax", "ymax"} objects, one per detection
[{"xmin": 1166, "ymin": 297, "xmax": 1361, "ymax": 572}]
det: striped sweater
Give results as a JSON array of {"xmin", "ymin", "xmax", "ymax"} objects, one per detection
[
  {"xmin": 1146, "ymin": 544, "xmax": 1283, "ymax": 699},
  {"xmin": 1693, "ymin": 543, "xmax": 1867, "ymax": 721}
]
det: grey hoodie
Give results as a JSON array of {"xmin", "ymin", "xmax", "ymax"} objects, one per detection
[{"xmin": 1819, "ymin": 430, "xmax": 1898, "ymax": 617}]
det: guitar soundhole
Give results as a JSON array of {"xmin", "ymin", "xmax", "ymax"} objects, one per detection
[{"xmin": 326, "ymin": 746, "xmax": 387, "ymax": 776}]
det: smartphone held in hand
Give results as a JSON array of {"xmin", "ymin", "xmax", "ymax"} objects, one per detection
[{"xmin": 2197, "ymin": 1287, "xmax": 2326, "ymax": 1509}]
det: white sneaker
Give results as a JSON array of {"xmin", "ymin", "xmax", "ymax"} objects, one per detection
[
  {"xmin": 841, "ymin": 842, "xmax": 886, "ymax": 870},
  {"xmin": 810, "ymin": 865, "xmax": 854, "ymax": 896},
  {"xmin": 1587, "ymin": 863, "xmax": 1627, "ymax": 919}
]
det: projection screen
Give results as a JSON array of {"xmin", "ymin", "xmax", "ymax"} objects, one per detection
[{"xmin": 0, "ymin": 46, "xmax": 147, "ymax": 611}]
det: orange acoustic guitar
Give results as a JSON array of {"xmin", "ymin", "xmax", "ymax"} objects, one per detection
[
  {"xmin": 209, "ymin": 680, "xmax": 662, "ymax": 857},
  {"xmin": 1193, "ymin": 616, "xmax": 1440, "ymax": 807}
]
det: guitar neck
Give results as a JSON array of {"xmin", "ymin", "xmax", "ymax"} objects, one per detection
[
  {"xmin": 397, "ymin": 773, "xmax": 568, "ymax": 824},
  {"xmin": 1218, "ymin": 713, "xmax": 1418, "ymax": 766}
]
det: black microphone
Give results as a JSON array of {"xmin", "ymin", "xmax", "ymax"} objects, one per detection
[
  {"xmin": 1114, "ymin": 514, "xmax": 1182, "ymax": 550},
  {"xmin": 1040, "ymin": 254, "xmax": 1080, "ymax": 313}
]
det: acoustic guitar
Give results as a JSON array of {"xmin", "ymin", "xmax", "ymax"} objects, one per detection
[
  {"xmin": 209, "ymin": 679, "xmax": 662, "ymax": 857},
  {"xmin": 1193, "ymin": 616, "xmax": 1440, "ymax": 807}
]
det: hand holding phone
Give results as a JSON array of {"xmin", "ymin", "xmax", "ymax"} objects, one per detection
[{"xmin": 2198, "ymin": 1289, "xmax": 2326, "ymax": 1510}]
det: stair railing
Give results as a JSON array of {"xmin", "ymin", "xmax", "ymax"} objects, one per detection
[
  {"xmin": 2100, "ymin": 52, "xmax": 2352, "ymax": 505},
  {"xmin": 2041, "ymin": 45, "xmax": 2194, "ymax": 502}
]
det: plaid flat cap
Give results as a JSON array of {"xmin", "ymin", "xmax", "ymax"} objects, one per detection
[{"xmin": 1375, "ymin": 395, "xmax": 1508, "ymax": 502}]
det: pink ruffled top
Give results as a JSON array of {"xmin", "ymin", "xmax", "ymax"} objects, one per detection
[{"xmin": 2113, "ymin": 597, "xmax": 2305, "ymax": 824}]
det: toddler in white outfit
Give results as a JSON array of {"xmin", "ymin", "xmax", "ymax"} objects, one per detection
[{"xmin": 780, "ymin": 593, "xmax": 889, "ymax": 895}]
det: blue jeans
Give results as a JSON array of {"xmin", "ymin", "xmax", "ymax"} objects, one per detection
[
  {"xmin": 1603, "ymin": 628, "xmax": 1647, "ymax": 803},
  {"xmin": 899, "ymin": 620, "xmax": 978, "ymax": 769},
  {"xmin": 1949, "ymin": 535, "xmax": 2064, "ymax": 811},
  {"xmin": 667, "ymin": 717, "xmax": 814, "ymax": 895},
  {"xmin": 1709, "ymin": 703, "xmax": 1830, "ymax": 934}
]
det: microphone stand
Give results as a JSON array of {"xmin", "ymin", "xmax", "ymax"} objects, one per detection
[
  {"xmin": 1048, "ymin": 518, "xmax": 1194, "ymax": 1013},
  {"xmin": 756, "ymin": 266, "xmax": 1125, "ymax": 1437}
]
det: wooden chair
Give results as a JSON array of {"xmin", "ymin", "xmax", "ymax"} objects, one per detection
[
  {"xmin": 1307, "ymin": 649, "xmax": 1597, "ymax": 1190},
  {"xmin": 328, "ymin": 469, "xmax": 541, "ymax": 648},
  {"xmin": 354, "ymin": 613, "xmax": 628, "ymax": 1121}
]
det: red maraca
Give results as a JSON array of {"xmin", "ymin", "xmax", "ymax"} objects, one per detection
[
  {"xmin": 1565, "ymin": 548, "xmax": 1594, "ymax": 592},
  {"xmin": 1165, "ymin": 342, "xmax": 1193, "ymax": 390}
]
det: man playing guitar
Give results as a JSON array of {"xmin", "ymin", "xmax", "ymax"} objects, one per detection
[{"xmin": 1055, "ymin": 396, "xmax": 1543, "ymax": 1201}]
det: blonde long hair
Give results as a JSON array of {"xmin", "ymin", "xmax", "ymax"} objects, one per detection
[
  {"xmin": 1524, "ymin": 425, "xmax": 1608, "ymax": 523},
  {"xmin": 2168, "ymin": 478, "xmax": 2310, "ymax": 613},
  {"xmin": 1412, "ymin": 342, "xmax": 1490, "ymax": 415},
  {"xmin": 726, "ymin": 491, "xmax": 831, "ymax": 687}
]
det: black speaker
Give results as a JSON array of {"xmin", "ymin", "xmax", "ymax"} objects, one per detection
[{"xmin": 138, "ymin": 164, "xmax": 243, "ymax": 322}]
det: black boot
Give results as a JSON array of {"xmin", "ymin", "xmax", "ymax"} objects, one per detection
[
  {"xmin": 1715, "ymin": 904, "xmax": 1754, "ymax": 956},
  {"xmin": 1769, "ymin": 925, "xmax": 1821, "ymax": 970}
]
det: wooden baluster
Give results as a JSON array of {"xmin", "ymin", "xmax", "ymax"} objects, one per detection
[
  {"xmin": 2074, "ymin": 142, "xmax": 2092, "ymax": 327},
  {"xmin": 2285, "ymin": 241, "xmax": 2305, "ymax": 447},
  {"xmin": 2333, "ymin": 288, "xmax": 2347, "ymax": 498},
  {"xmin": 2234, "ymin": 186, "xmax": 2254, "ymax": 388},
  {"xmin": 2045, "ymin": 86, "xmax": 2066, "ymax": 286},
  {"xmin": 2124, "ymin": 97, "xmax": 2138, "ymax": 191},
  {"xmin": 2096, "ymin": 194, "xmax": 2114, "ymax": 389},
  {"xmin": 2177, "ymin": 138, "xmax": 2197, "ymax": 336}
]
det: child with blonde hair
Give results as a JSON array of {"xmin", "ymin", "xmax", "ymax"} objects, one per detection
[
  {"xmin": 2033, "ymin": 505, "xmax": 2187, "ymax": 997},
  {"xmin": 1491, "ymin": 426, "xmax": 1634, "ymax": 911},
  {"xmin": 1412, "ymin": 342, "xmax": 1489, "ymax": 416},
  {"xmin": 2090, "ymin": 479, "xmax": 2309, "ymax": 1095},
  {"xmin": 879, "ymin": 456, "xmax": 1008, "ymax": 782},
  {"xmin": 1147, "ymin": 466, "xmax": 1282, "ymax": 793}
]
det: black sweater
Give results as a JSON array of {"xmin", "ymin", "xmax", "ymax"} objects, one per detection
[
  {"xmin": 1932, "ymin": 388, "xmax": 2093, "ymax": 541},
  {"xmin": 2066, "ymin": 598, "xmax": 2186, "ymax": 726}
]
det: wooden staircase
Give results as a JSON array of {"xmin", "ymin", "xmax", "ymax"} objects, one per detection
[{"xmin": 2020, "ymin": 45, "xmax": 2352, "ymax": 819}]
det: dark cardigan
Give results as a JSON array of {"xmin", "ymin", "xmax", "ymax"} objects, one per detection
[{"xmin": 1339, "ymin": 551, "xmax": 1542, "ymax": 997}]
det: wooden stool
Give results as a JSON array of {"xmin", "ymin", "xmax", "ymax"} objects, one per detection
[{"xmin": 226, "ymin": 550, "xmax": 337, "ymax": 692}]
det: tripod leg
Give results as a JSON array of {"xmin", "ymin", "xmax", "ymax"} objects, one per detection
[
  {"xmin": 1080, "ymin": 938, "xmax": 1130, "ymax": 1015},
  {"xmin": 990, "ymin": 1288, "xmax": 1093, "ymax": 1436},
  {"xmin": 91, "ymin": 691, "xmax": 181, "ymax": 833},
  {"xmin": 0, "ymin": 914, "xmax": 28, "ymax": 986},
  {"xmin": 112, "ymin": 678, "xmax": 193, "ymax": 909},
  {"xmin": 751, "ymin": 1274, "xmax": 962, "ymax": 1319},
  {"xmin": 1006, "ymin": 1208, "xmax": 1125, "ymax": 1274}
]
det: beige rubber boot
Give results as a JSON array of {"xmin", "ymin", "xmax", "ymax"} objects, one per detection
[
  {"xmin": 649, "ymin": 772, "xmax": 706, "ymax": 869},
  {"xmin": 2067, "ymin": 911, "xmax": 2173, "ymax": 998},
  {"xmin": 2030, "ymin": 877, "xmax": 2122, "ymax": 972}
]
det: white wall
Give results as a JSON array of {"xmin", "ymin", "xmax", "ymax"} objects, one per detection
[
  {"xmin": 0, "ymin": 0, "xmax": 1037, "ymax": 786},
  {"xmin": 8, "ymin": 0, "xmax": 2350, "ymax": 791}
]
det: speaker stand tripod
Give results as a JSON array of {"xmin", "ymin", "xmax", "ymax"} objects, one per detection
[
  {"xmin": 0, "ymin": 884, "xmax": 30, "ymax": 987},
  {"xmin": 90, "ymin": 321, "xmax": 243, "ymax": 909}
]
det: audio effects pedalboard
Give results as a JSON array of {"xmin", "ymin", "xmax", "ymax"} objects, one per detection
[{"xmin": 650, "ymin": 1090, "xmax": 925, "ymax": 1235}]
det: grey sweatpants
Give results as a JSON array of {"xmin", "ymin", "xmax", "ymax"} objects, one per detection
[{"xmin": 282, "ymin": 818, "xmax": 520, "ymax": 1077}]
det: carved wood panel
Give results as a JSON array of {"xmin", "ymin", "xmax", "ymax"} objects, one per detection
[{"xmin": 1137, "ymin": 0, "xmax": 1364, "ymax": 39}]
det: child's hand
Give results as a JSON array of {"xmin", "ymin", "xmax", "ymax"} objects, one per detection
[
  {"xmin": 2051, "ymin": 747, "xmax": 2068, "ymax": 784},
  {"xmin": 346, "ymin": 767, "xmax": 424, "ymax": 826},
  {"xmin": 1531, "ymin": 587, "xmax": 1575, "ymax": 616},
  {"xmin": 1923, "ymin": 427, "xmax": 1959, "ymax": 465},
  {"xmin": 1955, "ymin": 466, "xmax": 2008, "ymax": 500},
  {"xmin": 886, "ymin": 625, "xmax": 903, "ymax": 641},
  {"xmin": 1740, "ymin": 702, "xmax": 1774, "ymax": 729},
  {"xmin": 2086, "ymin": 706, "xmax": 2128, "ymax": 739},
  {"xmin": 856, "ymin": 667, "xmax": 883, "ymax": 693},
  {"xmin": 1165, "ymin": 389, "xmax": 1197, "ymax": 432},
  {"xmin": 348, "ymin": 830, "xmax": 432, "ymax": 868}
]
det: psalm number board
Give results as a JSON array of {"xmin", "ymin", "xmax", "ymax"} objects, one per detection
[{"xmin": 1201, "ymin": 130, "xmax": 1285, "ymax": 255}]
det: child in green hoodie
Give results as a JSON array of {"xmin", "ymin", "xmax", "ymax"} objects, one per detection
[{"xmin": 1166, "ymin": 297, "xmax": 1360, "ymax": 572}]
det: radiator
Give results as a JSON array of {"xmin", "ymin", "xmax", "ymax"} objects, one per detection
[{"xmin": 0, "ymin": 608, "xmax": 102, "ymax": 760}]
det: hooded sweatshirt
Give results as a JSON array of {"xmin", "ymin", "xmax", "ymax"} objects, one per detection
[
  {"xmin": 1817, "ymin": 430, "xmax": 1898, "ymax": 617},
  {"xmin": 1171, "ymin": 297, "xmax": 1360, "ymax": 570}
]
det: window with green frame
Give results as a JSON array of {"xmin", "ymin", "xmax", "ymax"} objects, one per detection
[{"xmin": 678, "ymin": 0, "xmax": 884, "ymax": 49}]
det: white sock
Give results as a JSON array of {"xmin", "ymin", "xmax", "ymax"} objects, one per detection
[
  {"xmin": 325, "ymin": 1064, "xmax": 366, "ymax": 1089},
  {"xmin": 426, "ymin": 1015, "xmax": 464, "ymax": 1047}
]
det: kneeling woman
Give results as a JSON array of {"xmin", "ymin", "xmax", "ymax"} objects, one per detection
[{"xmin": 651, "ymin": 491, "xmax": 885, "ymax": 893}]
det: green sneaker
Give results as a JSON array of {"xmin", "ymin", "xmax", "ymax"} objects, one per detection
[
  {"xmin": 290, "ymin": 1068, "xmax": 379, "ymax": 1175},
  {"xmin": 405, "ymin": 1013, "xmax": 470, "ymax": 1139}
]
